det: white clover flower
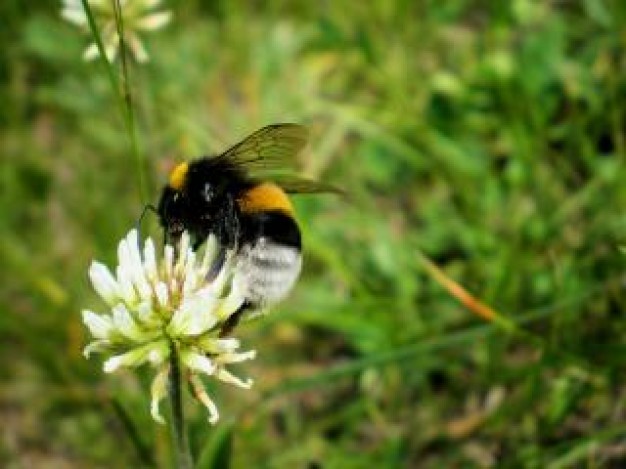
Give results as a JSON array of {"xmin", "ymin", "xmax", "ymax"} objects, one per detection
[
  {"xmin": 61, "ymin": 0, "xmax": 172, "ymax": 63},
  {"xmin": 83, "ymin": 229, "xmax": 255, "ymax": 424}
]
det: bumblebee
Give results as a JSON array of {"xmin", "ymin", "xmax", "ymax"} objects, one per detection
[{"xmin": 157, "ymin": 124, "xmax": 339, "ymax": 335}]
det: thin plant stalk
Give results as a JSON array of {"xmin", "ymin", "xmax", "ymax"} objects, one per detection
[
  {"xmin": 112, "ymin": 0, "xmax": 147, "ymax": 201},
  {"xmin": 79, "ymin": 0, "xmax": 121, "ymax": 110},
  {"xmin": 79, "ymin": 0, "xmax": 148, "ymax": 203},
  {"xmin": 169, "ymin": 342, "xmax": 193, "ymax": 469}
]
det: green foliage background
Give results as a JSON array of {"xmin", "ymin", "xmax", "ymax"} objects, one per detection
[{"xmin": 1, "ymin": 0, "xmax": 626, "ymax": 467}]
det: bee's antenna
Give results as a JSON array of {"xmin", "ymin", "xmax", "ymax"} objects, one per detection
[{"xmin": 136, "ymin": 204, "xmax": 158, "ymax": 247}]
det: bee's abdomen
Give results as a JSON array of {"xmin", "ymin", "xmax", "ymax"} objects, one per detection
[
  {"xmin": 236, "ymin": 210, "xmax": 302, "ymax": 305},
  {"xmin": 237, "ymin": 183, "xmax": 295, "ymax": 218},
  {"xmin": 237, "ymin": 238, "xmax": 302, "ymax": 304},
  {"xmin": 238, "ymin": 209, "xmax": 301, "ymax": 249}
]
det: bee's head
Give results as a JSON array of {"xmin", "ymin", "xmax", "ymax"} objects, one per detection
[
  {"xmin": 158, "ymin": 160, "xmax": 239, "ymax": 247},
  {"xmin": 157, "ymin": 185, "xmax": 187, "ymax": 245},
  {"xmin": 156, "ymin": 162, "xmax": 190, "ymax": 243}
]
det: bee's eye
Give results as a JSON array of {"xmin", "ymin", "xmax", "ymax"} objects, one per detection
[{"xmin": 202, "ymin": 183, "xmax": 214, "ymax": 202}]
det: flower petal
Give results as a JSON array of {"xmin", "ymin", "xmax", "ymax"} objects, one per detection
[
  {"xmin": 143, "ymin": 237, "xmax": 158, "ymax": 281},
  {"xmin": 181, "ymin": 250, "xmax": 198, "ymax": 294},
  {"xmin": 116, "ymin": 264, "xmax": 137, "ymax": 304},
  {"xmin": 164, "ymin": 244, "xmax": 174, "ymax": 279},
  {"xmin": 215, "ymin": 277, "xmax": 246, "ymax": 321},
  {"xmin": 61, "ymin": 7, "xmax": 88, "ymax": 27},
  {"xmin": 61, "ymin": 0, "xmax": 84, "ymax": 9},
  {"xmin": 154, "ymin": 281, "xmax": 169, "ymax": 308},
  {"xmin": 103, "ymin": 342, "xmax": 158, "ymax": 373},
  {"xmin": 112, "ymin": 304, "xmax": 146, "ymax": 341},
  {"xmin": 150, "ymin": 365, "xmax": 169, "ymax": 424},
  {"xmin": 104, "ymin": 38, "xmax": 119, "ymax": 63},
  {"xmin": 121, "ymin": 230, "xmax": 152, "ymax": 299},
  {"xmin": 136, "ymin": 11, "xmax": 171, "ymax": 31},
  {"xmin": 88, "ymin": 262, "xmax": 120, "ymax": 305},
  {"xmin": 215, "ymin": 368, "xmax": 254, "ymax": 389},
  {"xmin": 82, "ymin": 309, "xmax": 113, "ymax": 339},
  {"xmin": 215, "ymin": 349, "xmax": 257, "ymax": 365},
  {"xmin": 83, "ymin": 339, "xmax": 112, "ymax": 358},
  {"xmin": 167, "ymin": 287, "xmax": 219, "ymax": 336},
  {"xmin": 181, "ymin": 351, "xmax": 216, "ymax": 376},
  {"xmin": 134, "ymin": 300, "xmax": 157, "ymax": 326},
  {"xmin": 206, "ymin": 250, "xmax": 236, "ymax": 298},
  {"xmin": 126, "ymin": 32, "xmax": 149, "ymax": 63},
  {"xmin": 189, "ymin": 373, "xmax": 220, "ymax": 424},
  {"xmin": 199, "ymin": 235, "xmax": 219, "ymax": 274},
  {"xmin": 83, "ymin": 43, "xmax": 100, "ymax": 61},
  {"xmin": 197, "ymin": 337, "xmax": 240, "ymax": 355},
  {"xmin": 174, "ymin": 232, "xmax": 191, "ymax": 275}
]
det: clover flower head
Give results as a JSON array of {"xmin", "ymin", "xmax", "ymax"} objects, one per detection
[
  {"xmin": 83, "ymin": 229, "xmax": 255, "ymax": 424},
  {"xmin": 61, "ymin": 0, "xmax": 172, "ymax": 63}
]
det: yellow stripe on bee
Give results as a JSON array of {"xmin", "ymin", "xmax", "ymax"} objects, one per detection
[
  {"xmin": 238, "ymin": 183, "xmax": 295, "ymax": 216},
  {"xmin": 169, "ymin": 162, "xmax": 189, "ymax": 190}
]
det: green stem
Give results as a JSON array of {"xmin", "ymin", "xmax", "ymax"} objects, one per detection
[
  {"xmin": 80, "ymin": 0, "xmax": 148, "ymax": 203},
  {"xmin": 112, "ymin": 0, "xmax": 147, "ymax": 202},
  {"xmin": 80, "ymin": 0, "xmax": 122, "ymax": 110},
  {"xmin": 169, "ymin": 342, "xmax": 193, "ymax": 469}
]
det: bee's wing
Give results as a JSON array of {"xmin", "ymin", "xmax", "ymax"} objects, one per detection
[
  {"xmin": 219, "ymin": 123, "xmax": 344, "ymax": 196},
  {"xmin": 219, "ymin": 123, "xmax": 309, "ymax": 171},
  {"xmin": 273, "ymin": 176, "xmax": 345, "ymax": 196}
]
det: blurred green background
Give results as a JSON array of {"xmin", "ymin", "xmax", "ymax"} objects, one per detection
[{"xmin": 2, "ymin": 0, "xmax": 626, "ymax": 467}]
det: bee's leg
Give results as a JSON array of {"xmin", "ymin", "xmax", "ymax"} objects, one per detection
[
  {"xmin": 135, "ymin": 204, "xmax": 157, "ymax": 249},
  {"xmin": 219, "ymin": 301, "xmax": 254, "ymax": 337}
]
